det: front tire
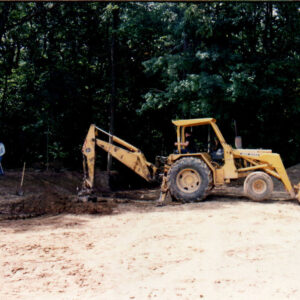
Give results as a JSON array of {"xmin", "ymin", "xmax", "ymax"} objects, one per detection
[
  {"xmin": 244, "ymin": 171, "xmax": 273, "ymax": 201},
  {"xmin": 167, "ymin": 157, "xmax": 212, "ymax": 203}
]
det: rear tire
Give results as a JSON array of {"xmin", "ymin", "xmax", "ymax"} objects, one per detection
[
  {"xmin": 167, "ymin": 157, "xmax": 212, "ymax": 203},
  {"xmin": 244, "ymin": 171, "xmax": 273, "ymax": 201}
]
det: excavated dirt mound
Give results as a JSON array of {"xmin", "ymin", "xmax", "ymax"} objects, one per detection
[
  {"xmin": 273, "ymin": 163, "xmax": 300, "ymax": 189},
  {"xmin": 0, "ymin": 170, "xmax": 114, "ymax": 219},
  {"xmin": 1, "ymin": 163, "xmax": 299, "ymax": 220}
]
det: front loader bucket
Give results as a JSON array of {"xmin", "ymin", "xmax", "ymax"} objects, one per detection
[{"xmin": 295, "ymin": 183, "xmax": 300, "ymax": 202}]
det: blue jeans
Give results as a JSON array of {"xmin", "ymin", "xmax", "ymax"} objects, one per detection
[{"xmin": 0, "ymin": 156, "xmax": 4, "ymax": 175}]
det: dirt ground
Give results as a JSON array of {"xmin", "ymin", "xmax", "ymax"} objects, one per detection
[{"xmin": 1, "ymin": 165, "xmax": 300, "ymax": 299}]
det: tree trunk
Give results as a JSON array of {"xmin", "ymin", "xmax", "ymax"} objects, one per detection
[
  {"xmin": 107, "ymin": 8, "xmax": 118, "ymax": 172},
  {"xmin": 264, "ymin": 2, "xmax": 273, "ymax": 54}
]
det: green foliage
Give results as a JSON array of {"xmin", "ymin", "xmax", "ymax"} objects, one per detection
[{"xmin": 0, "ymin": 2, "xmax": 299, "ymax": 169}]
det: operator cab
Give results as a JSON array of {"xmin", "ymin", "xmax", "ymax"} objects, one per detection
[{"xmin": 172, "ymin": 118, "xmax": 225, "ymax": 164}]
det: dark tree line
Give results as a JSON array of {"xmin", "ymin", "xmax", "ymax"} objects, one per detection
[{"xmin": 0, "ymin": 2, "xmax": 299, "ymax": 170}]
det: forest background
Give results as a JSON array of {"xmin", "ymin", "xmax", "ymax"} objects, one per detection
[{"xmin": 0, "ymin": 2, "xmax": 299, "ymax": 172}]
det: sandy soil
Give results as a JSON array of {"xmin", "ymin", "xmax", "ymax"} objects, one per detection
[
  {"xmin": 1, "ymin": 197, "xmax": 300, "ymax": 300},
  {"xmin": 1, "ymin": 164, "xmax": 300, "ymax": 299}
]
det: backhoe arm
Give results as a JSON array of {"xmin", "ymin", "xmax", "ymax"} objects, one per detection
[
  {"xmin": 82, "ymin": 124, "xmax": 157, "ymax": 191},
  {"xmin": 82, "ymin": 124, "xmax": 97, "ymax": 189}
]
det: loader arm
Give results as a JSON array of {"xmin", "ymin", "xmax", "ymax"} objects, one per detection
[
  {"xmin": 233, "ymin": 149, "xmax": 300, "ymax": 200},
  {"xmin": 82, "ymin": 124, "xmax": 157, "ymax": 191}
]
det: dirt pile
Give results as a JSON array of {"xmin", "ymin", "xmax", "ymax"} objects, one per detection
[
  {"xmin": 0, "ymin": 170, "xmax": 81, "ymax": 196},
  {"xmin": 273, "ymin": 163, "xmax": 300, "ymax": 190},
  {"xmin": 1, "ymin": 163, "xmax": 300, "ymax": 220},
  {"xmin": 0, "ymin": 193, "xmax": 114, "ymax": 219},
  {"xmin": 0, "ymin": 170, "xmax": 114, "ymax": 219}
]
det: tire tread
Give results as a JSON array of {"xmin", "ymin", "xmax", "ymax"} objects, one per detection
[{"xmin": 167, "ymin": 157, "xmax": 212, "ymax": 203}]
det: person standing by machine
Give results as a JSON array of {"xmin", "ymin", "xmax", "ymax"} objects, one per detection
[{"xmin": 0, "ymin": 143, "xmax": 5, "ymax": 175}]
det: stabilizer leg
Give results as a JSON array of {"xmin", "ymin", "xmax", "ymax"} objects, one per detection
[{"xmin": 156, "ymin": 175, "xmax": 169, "ymax": 206}]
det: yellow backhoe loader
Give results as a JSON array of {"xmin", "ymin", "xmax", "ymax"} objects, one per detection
[{"xmin": 81, "ymin": 118, "xmax": 300, "ymax": 203}]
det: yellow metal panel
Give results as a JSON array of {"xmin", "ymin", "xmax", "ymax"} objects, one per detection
[
  {"xmin": 172, "ymin": 118, "xmax": 216, "ymax": 127},
  {"xmin": 233, "ymin": 149, "xmax": 272, "ymax": 155},
  {"xmin": 295, "ymin": 183, "xmax": 300, "ymax": 202},
  {"xmin": 233, "ymin": 148, "xmax": 295, "ymax": 198},
  {"xmin": 82, "ymin": 124, "xmax": 96, "ymax": 188},
  {"xmin": 221, "ymin": 143, "xmax": 238, "ymax": 179},
  {"xmin": 167, "ymin": 153, "xmax": 210, "ymax": 164},
  {"xmin": 237, "ymin": 164, "xmax": 268, "ymax": 172},
  {"xmin": 112, "ymin": 135, "xmax": 139, "ymax": 152},
  {"xmin": 210, "ymin": 122, "xmax": 226, "ymax": 144},
  {"xmin": 259, "ymin": 153, "xmax": 295, "ymax": 197},
  {"xmin": 198, "ymin": 153, "xmax": 216, "ymax": 184},
  {"xmin": 166, "ymin": 153, "xmax": 217, "ymax": 184},
  {"xmin": 181, "ymin": 127, "xmax": 186, "ymax": 150},
  {"xmin": 176, "ymin": 126, "xmax": 181, "ymax": 154},
  {"xmin": 215, "ymin": 168, "xmax": 224, "ymax": 184},
  {"xmin": 96, "ymin": 139, "xmax": 152, "ymax": 182}
]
